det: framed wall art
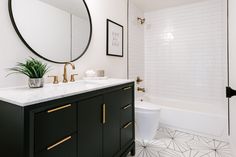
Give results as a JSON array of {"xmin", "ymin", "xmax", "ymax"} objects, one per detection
[{"xmin": 106, "ymin": 19, "xmax": 123, "ymax": 57}]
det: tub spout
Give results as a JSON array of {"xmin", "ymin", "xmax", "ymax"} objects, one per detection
[{"xmin": 137, "ymin": 87, "xmax": 145, "ymax": 92}]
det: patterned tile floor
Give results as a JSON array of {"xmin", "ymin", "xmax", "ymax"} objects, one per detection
[{"xmin": 128, "ymin": 128, "xmax": 232, "ymax": 157}]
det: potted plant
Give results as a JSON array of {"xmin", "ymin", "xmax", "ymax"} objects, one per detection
[{"xmin": 8, "ymin": 57, "xmax": 50, "ymax": 88}]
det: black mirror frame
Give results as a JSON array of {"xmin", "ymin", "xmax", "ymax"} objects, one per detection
[{"xmin": 8, "ymin": 0, "xmax": 92, "ymax": 64}]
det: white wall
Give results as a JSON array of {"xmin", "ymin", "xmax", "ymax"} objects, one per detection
[
  {"xmin": 0, "ymin": 0, "xmax": 128, "ymax": 88},
  {"xmin": 229, "ymin": 0, "xmax": 236, "ymax": 154},
  {"xmin": 144, "ymin": 0, "xmax": 227, "ymax": 115},
  {"xmin": 128, "ymin": 2, "xmax": 145, "ymax": 98}
]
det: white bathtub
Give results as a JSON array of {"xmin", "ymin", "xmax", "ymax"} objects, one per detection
[{"xmin": 135, "ymin": 98, "xmax": 228, "ymax": 141}]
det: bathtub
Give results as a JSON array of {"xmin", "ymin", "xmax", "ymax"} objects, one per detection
[{"xmin": 135, "ymin": 97, "xmax": 228, "ymax": 141}]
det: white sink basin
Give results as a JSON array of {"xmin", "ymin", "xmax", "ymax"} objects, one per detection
[{"xmin": 47, "ymin": 80, "xmax": 102, "ymax": 87}]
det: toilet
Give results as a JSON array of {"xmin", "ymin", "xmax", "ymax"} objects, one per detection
[{"xmin": 135, "ymin": 100, "xmax": 161, "ymax": 141}]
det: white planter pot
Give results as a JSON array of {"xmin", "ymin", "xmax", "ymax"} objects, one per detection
[{"xmin": 28, "ymin": 78, "xmax": 44, "ymax": 88}]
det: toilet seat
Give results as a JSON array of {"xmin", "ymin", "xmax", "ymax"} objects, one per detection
[{"xmin": 135, "ymin": 101, "xmax": 161, "ymax": 111}]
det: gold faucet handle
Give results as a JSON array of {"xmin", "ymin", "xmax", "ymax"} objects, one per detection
[
  {"xmin": 48, "ymin": 75, "xmax": 59, "ymax": 84},
  {"xmin": 70, "ymin": 74, "xmax": 78, "ymax": 82}
]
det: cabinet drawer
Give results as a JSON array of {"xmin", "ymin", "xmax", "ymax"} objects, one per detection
[
  {"xmin": 121, "ymin": 121, "xmax": 134, "ymax": 148},
  {"xmin": 121, "ymin": 104, "xmax": 133, "ymax": 126},
  {"xmin": 35, "ymin": 103, "xmax": 77, "ymax": 152},
  {"xmin": 35, "ymin": 134, "xmax": 77, "ymax": 157},
  {"xmin": 121, "ymin": 86, "xmax": 133, "ymax": 108}
]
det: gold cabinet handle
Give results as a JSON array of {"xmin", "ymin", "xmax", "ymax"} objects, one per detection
[
  {"xmin": 47, "ymin": 136, "xmax": 72, "ymax": 150},
  {"xmin": 102, "ymin": 104, "xmax": 106, "ymax": 124},
  {"xmin": 123, "ymin": 104, "xmax": 132, "ymax": 110},
  {"xmin": 123, "ymin": 87, "xmax": 131, "ymax": 91},
  {"xmin": 123, "ymin": 122, "xmax": 133, "ymax": 129},
  {"xmin": 47, "ymin": 104, "xmax": 72, "ymax": 113}
]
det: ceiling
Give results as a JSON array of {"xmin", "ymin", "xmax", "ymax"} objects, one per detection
[{"xmin": 131, "ymin": 0, "xmax": 206, "ymax": 12}]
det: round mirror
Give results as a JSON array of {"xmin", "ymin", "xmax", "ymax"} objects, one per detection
[{"xmin": 9, "ymin": 0, "xmax": 92, "ymax": 63}]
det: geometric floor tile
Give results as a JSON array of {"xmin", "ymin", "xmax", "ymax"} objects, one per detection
[
  {"xmin": 132, "ymin": 140, "xmax": 183, "ymax": 157},
  {"xmin": 128, "ymin": 127, "xmax": 232, "ymax": 157}
]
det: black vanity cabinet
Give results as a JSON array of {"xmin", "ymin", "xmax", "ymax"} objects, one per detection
[
  {"xmin": 0, "ymin": 82, "xmax": 135, "ymax": 157},
  {"xmin": 103, "ymin": 90, "xmax": 123, "ymax": 157},
  {"xmin": 78, "ymin": 96, "xmax": 103, "ymax": 157}
]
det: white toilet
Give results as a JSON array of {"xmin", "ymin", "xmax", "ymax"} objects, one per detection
[{"xmin": 135, "ymin": 100, "xmax": 161, "ymax": 141}]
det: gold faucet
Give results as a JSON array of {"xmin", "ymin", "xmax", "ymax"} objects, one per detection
[
  {"xmin": 63, "ymin": 62, "xmax": 75, "ymax": 83},
  {"xmin": 137, "ymin": 87, "xmax": 145, "ymax": 92}
]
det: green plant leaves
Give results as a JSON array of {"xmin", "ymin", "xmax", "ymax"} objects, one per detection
[{"xmin": 7, "ymin": 57, "xmax": 50, "ymax": 78}]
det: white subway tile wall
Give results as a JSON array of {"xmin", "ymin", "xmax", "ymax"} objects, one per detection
[
  {"xmin": 143, "ymin": 0, "xmax": 227, "ymax": 114},
  {"xmin": 130, "ymin": 0, "xmax": 227, "ymax": 114}
]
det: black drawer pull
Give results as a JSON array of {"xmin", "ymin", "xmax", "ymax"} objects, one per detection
[
  {"xmin": 123, "ymin": 87, "xmax": 131, "ymax": 91},
  {"xmin": 47, "ymin": 104, "xmax": 72, "ymax": 113},
  {"xmin": 123, "ymin": 104, "xmax": 132, "ymax": 110},
  {"xmin": 123, "ymin": 122, "xmax": 133, "ymax": 129},
  {"xmin": 47, "ymin": 136, "xmax": 72, "ymax": 150}
]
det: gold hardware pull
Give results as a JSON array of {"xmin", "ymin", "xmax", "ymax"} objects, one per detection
[
  {"xmin": 70, "ymin": 74, "xmax": 78, "ymax": 82},
  {"xmin": 47, "ymin": 104, "xmax": 72, "ymax": 113},
  {"xmin": 123, "ymin": 87, "xmax": 131, "ymax": 91},
  {"xmin": 47, "ymin": 136, "xmax": 72, "ymax": 150},
  {"xmin": 103, "ymin": 104, "xmax": 106, "ymax": 124},
  {"xmin": 123, "ymin": 122, "xmax": 133, "ymax": 129},
  {"xmin": 48, "ymin": 75, "xmax": 59, "ymax": 84},
  {"xmin": 123, "ymin": 104, "xmax": 132, "ymax": 110}
]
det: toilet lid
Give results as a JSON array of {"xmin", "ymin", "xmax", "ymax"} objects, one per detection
[{"xmin": 135, "ymin": 101, "xmax": 161, "ymax": 111}]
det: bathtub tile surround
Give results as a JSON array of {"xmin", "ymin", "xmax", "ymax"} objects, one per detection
[
  {"xmin": 144, "ymin": 0, "xmax": 227, "ymax": 115},
  {"xmin": 129, "ymin": 0, "xmax": 228, "ymax": 140},
  {"xmin": 129, "ymin": 0, "xmax": 227, "ymax": 117},
  {"xmin": 128, "ymin": 127, "xmax": 232, "ymax": 157}
]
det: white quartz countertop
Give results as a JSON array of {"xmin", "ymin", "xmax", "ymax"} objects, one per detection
[{"xmin": 0, "ymin": 78, "xmax": 134, "ymax": 107}]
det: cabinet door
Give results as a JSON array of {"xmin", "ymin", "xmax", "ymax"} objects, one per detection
[
  {"xmin": 103, "ymin": 90, "xmax": 122, "ymax": 157},
  {"xmin": 35, "ymin": 134, "xmax": 77, "ymax": 157},
  {"xmin": 35, "ymin": 104, "xmax": 77, "ymax": 153},
  {"xmin": 78, "ymin": 96, "xmax": 103, "ymax": 157}
]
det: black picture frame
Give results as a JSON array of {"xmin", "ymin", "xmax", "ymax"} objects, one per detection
[{"xmin": 106, "ymin": 19, "xmax": 124, "ymax": 57}]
